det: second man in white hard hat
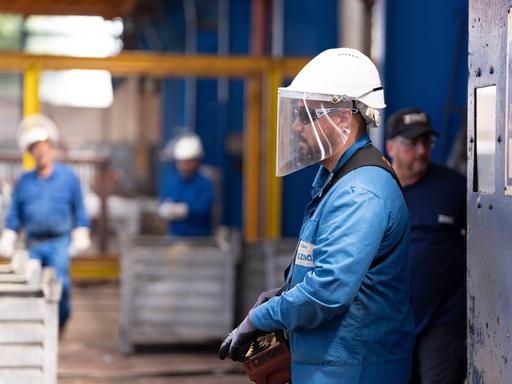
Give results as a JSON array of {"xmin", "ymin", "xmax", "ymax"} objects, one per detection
[{"xmin": 158, "ymin": 133, "xmax": 214, "ymax": 237}]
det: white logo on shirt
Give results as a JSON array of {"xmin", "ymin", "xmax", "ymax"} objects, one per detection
[
  {"xmin": 438, "ymin": 214, "xmax": 454, "ymax": 225},
  {"xmin": 295, "ymin": 240, "xmax": 314, "ymax": 267}
]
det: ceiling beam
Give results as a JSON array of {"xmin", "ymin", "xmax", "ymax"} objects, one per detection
[
  {"xmin": 0, "ymin": 51, "xmax": 309, "ymax": 78},
  {"xmin": 0, "ymin": 0, "xmax": 136, "ymax": 18}
]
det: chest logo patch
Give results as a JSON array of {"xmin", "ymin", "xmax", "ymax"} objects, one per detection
[
  {"xmin": 295, "ymin": 240, "xmax": 314, "ymax": 267},
  {"xmin": 438, "ymin": 214, "xmax": 454, "ymax": 225}
]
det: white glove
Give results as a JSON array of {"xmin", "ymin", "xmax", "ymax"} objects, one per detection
[
  {"xmin": 68, "ymin": 227, "xmax": 91, "ymax": 258},
  {"xmin": 0, "ymin": 229, "xmax": 17, "ymax": 259},
  {"xmin": 158, "ymin": 201, "xmax": 188, "ymax": 221}
]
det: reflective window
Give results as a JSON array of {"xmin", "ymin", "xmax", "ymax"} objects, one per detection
[{"xmin": 475, "ymin": 85, "xmax": 497, "ymax": 193}]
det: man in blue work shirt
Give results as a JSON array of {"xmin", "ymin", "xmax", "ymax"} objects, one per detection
[
  {"xmin": 158, "ymin": 133, "xmax": 214, "ymax": 237},
  {"xmin": 219, "ymin": 48, "xmax": 415, "ymax": 383},
  {"xmin": 0, "ymin": 114, "xmax": 91, "ymax": 329},
  {"xmin": 386, "ymin": 108, "xmax": 467, "ymax": 384}
]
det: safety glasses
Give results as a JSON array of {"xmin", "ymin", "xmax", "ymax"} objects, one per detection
[
  {"xmin": 394, "ymin": 135, "xmax": 437, "ymax": 151},
  {"xmin": 293, "ymin": 106, "xmax": 359, "ymax": 125}
]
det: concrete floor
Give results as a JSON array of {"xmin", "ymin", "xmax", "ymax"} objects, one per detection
[
  {"xmin": 61, "ymin": 376, "xmax": 249, "ymax": 384},
  {"xmin": 58, "ymin": 281, "xmax": 250, "ymax": 384}
]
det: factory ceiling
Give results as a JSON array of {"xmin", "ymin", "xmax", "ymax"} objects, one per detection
[{"xmin": 0, "ymin": 0, "xmax": 136, "ymax": 19}]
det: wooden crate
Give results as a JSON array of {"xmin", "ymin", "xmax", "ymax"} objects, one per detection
[
  {"xmin": 120, "ymin": 232, "xmax": 239, "ymax": 354},
  {"xmin": 0, "ymin": 252, "xmax": 62, "ymax": 384}
]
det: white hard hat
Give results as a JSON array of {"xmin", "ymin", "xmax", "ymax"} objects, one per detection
[
  {"xmin": 18, "ymin": 114, "xmax": 59, "ymax": 151},
  {"xmin": 173, "ymin": 133, "xmax": 204, "ymax": 161},
  {"xmin": 285, "ymin": 48, "xmax": 385, "ymax": 109},
  {"xmin": 275, "ymin": 48, "xmax": 386, "ymax": 177}
]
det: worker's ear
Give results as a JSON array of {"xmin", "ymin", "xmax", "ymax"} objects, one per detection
[
  {"xmin": 386, "ymin": 140, "xmax": 395, "ymax": 158},
  {"xmin": 329, "ymin": 109, "xmax": 352, "ymax": 132},
  {"xmin": 338, "ymin": 109, "xmax": 352, "ymax": 127}
]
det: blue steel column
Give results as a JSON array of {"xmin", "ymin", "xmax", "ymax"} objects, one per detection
[
  {"xmin": 281, "ymin": 0, "xmax": 338, "ymax": 237},
  {"xmin": 384, "ymin": 0, "xmax": 468, "ymax": 163}
]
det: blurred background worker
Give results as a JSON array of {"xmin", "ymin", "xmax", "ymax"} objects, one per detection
[
  {"xmin": 386, "ymin": 108, "xmax": 467, "ymax": 384},
  {"xmin": 158, "ymin": 133, "xmax": 214, "ymax": 237},
  {"xmin": 0, "ymin": 113, "xmax": 91, "ymax": 329}
]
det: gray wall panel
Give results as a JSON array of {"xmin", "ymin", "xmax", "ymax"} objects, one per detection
[{"xmin": 469, "ymin": 1, "xmax": 512, "ymax": 382}]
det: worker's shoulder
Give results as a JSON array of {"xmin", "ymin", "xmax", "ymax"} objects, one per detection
[
  {"xmin": 427, "ymin": 162, "xmax": 466, "ymax": 185},
  {"xmin": 18, "ymin": 169, "xmax": 38, "ymax": 183},
  {"xmin": 195, "ymin": 171, "xmax": 215, "ymax": 187},
  {"xmin": 169, "ymin": 171, "xmax": 213, "ymax": 186},
  {"xmin": 17, "ymin": 163, "xmax": 78, "ymax": 185},
  {"xmin": 324, "ymin": 166, "xmax": 402, "ymax": 214},
  {"xmin": 53, "ymin": 162, "xmax": 80, "ymax": 178},
  {"xmin": 344, "ymin": 165, "xmax": 401, "ymax": 198}
]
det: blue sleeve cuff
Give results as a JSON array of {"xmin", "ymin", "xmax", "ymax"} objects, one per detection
[
  {"xmin": 76, "ymin": 218, "xmax": 91, "ymax": 228},
  {"xmin": 4, "ymin": 224, "xmax": 18, "ymax": 232},
  {"xmin": 250, "ymin": 298, "xmax": 282, "ymax": 332},
  {"xmin": 5, "ymin": 216, "xmax": 20, "ymax": 232}
]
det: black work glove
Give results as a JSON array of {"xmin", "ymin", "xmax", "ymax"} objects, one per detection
[
  {"xmin": 252, "ymin": 287, "xmax": 284, "ymax": 309},
  {"xmin": 219, "ymin": 311, "xmax": 263, "ymax": 361}
]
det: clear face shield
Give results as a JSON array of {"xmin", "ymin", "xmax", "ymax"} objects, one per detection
[{"xmin": 276, "ymin": 90, "xmax": 355, "ymax": 176}]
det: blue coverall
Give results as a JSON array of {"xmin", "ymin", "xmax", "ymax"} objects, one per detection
[
  {"xmin": 5, "ymin": 162, "xmax": 90, "ymax": 327},
  {"xmin": 251, "ymin": 135, "xmax": 415, "ymax": 383},
  {"xmin": 160, "ymin": 171, "xmax": 214, "ymax": 237}
]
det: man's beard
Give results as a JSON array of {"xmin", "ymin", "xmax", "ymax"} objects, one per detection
[
  {"xmin": 298, "ymin": 134, "xmax": 316, "ymax": 161},
  {"xmin": 408, "ymin": 156, "xmax": 429, "ymax": 176}
]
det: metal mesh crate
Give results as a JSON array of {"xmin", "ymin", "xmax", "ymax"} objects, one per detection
[
  {"xmin": 120, "ymin": 232, "xmax": 240, "ymax": 354},
  {"xmin": 238, "ymin": 239, "xmax": 297, "ymax": 319}
]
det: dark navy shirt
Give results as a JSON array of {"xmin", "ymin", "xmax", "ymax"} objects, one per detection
[
  {"xmin": 6, "ymin": 162, "xmax": 90, "ymax": 239},
  {"xmin": 161, "ymin": 171, "xmax": 214, "ymax": 237},
  {"xmin": 404, "ymin": 163, "xmax": 466, "ymax": 334}
]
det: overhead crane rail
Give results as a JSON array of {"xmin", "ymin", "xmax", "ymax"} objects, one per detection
[{"xmin": 0, "ymin": 51, "xmax": 308, "ymax": 78}]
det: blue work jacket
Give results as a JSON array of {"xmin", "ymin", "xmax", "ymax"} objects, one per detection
[
  {"xmin": 251, "ymin": 135, "xmax": 415, "ymax": 383},
  {"xmin": 5, "ymin": 162, "xmax": 90, "ymax": 239},
  {"xmin": 161, "ymin": 171, "xmax": 214, "ymax": 237}
]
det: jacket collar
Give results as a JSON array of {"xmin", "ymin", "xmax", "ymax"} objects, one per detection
[{"xmin": 311, "ymin": 134, "xmax": 371, "ymax": 197}]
